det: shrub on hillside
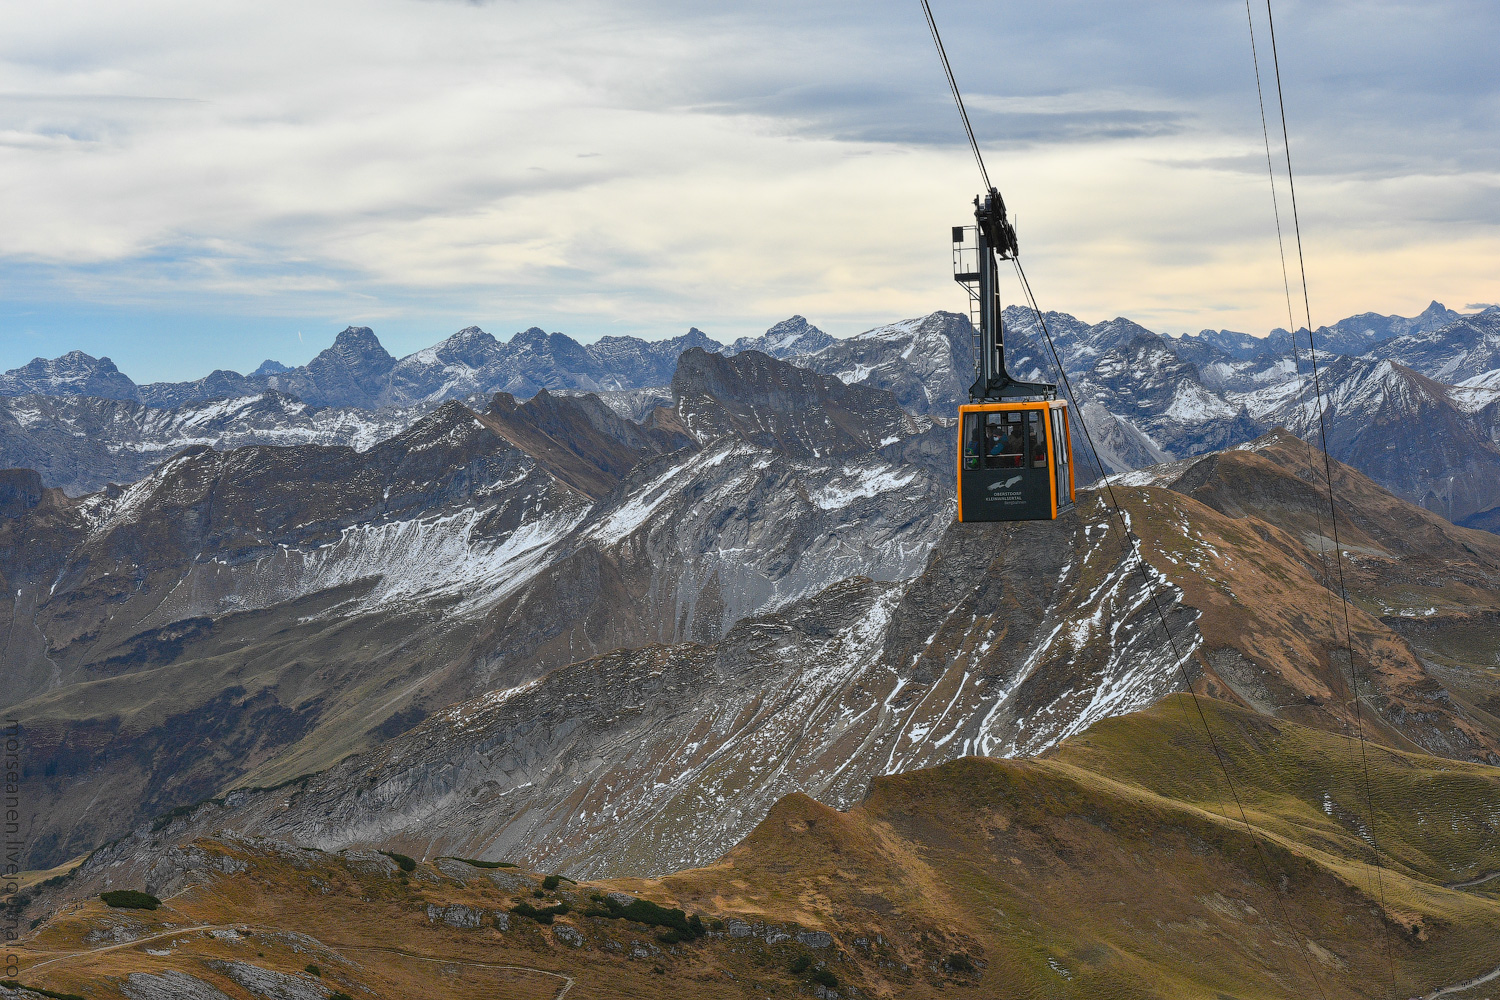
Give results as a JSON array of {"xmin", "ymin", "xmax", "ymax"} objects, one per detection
[
  {"xmin": 582, "ymin": 895, "xmax": 705, "ymax": 942},
  {"xmin": 379, "ymin": 850, "xmax": 417, "ymax": 872},
  {"xmin": 99, "ymin": 890, "xmax": 160, "ymax": 910},
  {"xmin": 511, "ymin": 900, "xmax": 570, "ymax": 924}
]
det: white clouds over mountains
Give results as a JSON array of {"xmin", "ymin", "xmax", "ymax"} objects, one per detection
[{"xmin": 1, "ymin": 0, "xmax": 1496, "ymax": 381}]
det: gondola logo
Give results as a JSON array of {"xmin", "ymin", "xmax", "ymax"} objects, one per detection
[{"xmin": 989, "ymin": 476, "xmax": 1023, "ymax": 491}]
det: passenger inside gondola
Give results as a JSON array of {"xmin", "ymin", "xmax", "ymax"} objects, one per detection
[
  {"xmin": 1028, "ymin": 411, "xmax": 1048, "ymax": 467},
  {"xmin": 984, "ymin": 414, "xmax": 1025, "ymax": 468}
]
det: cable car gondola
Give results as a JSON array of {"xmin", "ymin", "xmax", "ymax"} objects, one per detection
[{"xmin": 952, "ymin": 189, "xmax": 1075, "ymax": 522}]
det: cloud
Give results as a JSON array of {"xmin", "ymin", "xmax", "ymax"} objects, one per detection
[{"xmin": 0, "ymin": 0, "xmax": 1496, "ymax": 379}]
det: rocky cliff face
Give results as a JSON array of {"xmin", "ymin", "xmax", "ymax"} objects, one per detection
[
  {"xmin": 1235, "ymin": 358, "xmax": 1500, "ymax": 526},
  {"xmin": 781, "ymin": 311, "xmax": 975, "ymax": 417},
  {"xmin": 670, "ymin": 348, "xmax": 925, "ymax": 457},
  {"xmin": 137, "ymin": 327, "xmax": 399, "ymax": 409},
  {"xmin": 1369, "ymin": 309, "xmax": 1500, "ymax": 384},
  {"xmin": 76, "ymin": 512, "xmax": 1191, "ymax": 880},
  {"xmin": 728, "ymin": 315, "xmax": 834, "ymax": 357},
  {"xmin": 0, "ymin": 391, "xmax": 436, "ymax": 496}
]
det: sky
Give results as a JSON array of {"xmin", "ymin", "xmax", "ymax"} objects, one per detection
[{"xmin": 1, "ymin": 0, "xmax": 1497, "ymax": 382}]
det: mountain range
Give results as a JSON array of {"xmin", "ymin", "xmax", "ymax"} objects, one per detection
[
  {"xmin": 0, "ymin": 317, "xmax": 834, "ymax": 411},
  {"xmin": 8, "ymin": 334, "xmax": 1499, "ymax": 877},
  {"xmin": 3, "ymin": 348, "xmax": 948, "ymax": 869},
  {"xmin": 7, "ymin": 298, "xmax": 1500, "ymax": 999},
  {"xmin": 29, "ymin": 426, "xmax": 1494, "ymax": 882},
  {"xmin": 11, "ymin": 422, "xmax": 1500, "ymax": 998},
  {"xmin": 5, "ymin": 303, "xmax": 1497, "ymax": 530}
]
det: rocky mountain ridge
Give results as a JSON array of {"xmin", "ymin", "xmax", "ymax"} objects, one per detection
[
  {"xmin": 2, "ymin": 350, "xmax": 952, "ymax": 868},
  {"xmin": 9, "ymin": 301, "xmax": 1499, "ymax": 531},
  {"xmin": 0, "ymin": 391, "xmax": 446, "ymax": 496},
  {"xmin": 2, "ymin": 317, "xmax": 835, "ymax": 412}
]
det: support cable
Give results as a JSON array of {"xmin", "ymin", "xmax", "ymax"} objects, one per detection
[
  {"xmin": 1260, "ymin": 2, "xmax": 1397, "ymax": 989},
  {"xmin": 1014, "ymin": 258, "xmax": 1331, "ymax": 1000},
  {"xmin": 1243, "ymin": 0, "xmax": 1339, "ymax": 606},
  {"xmin": 921, "ymin": 0, "xmax": 992, "ymax": 194},
  {"xmin": 918, "ymin": 4, "xmax": 1333, "ymax": 994}
]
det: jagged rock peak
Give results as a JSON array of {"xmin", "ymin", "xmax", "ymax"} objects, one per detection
[
  {"xmin": 328, "ymin": 326, "xmax": 392, "ymax": 359},
  {"xmin": 730, "ymin": 316, "xmax": 835, "ymax": 358},
  {"xmin": 445, "ymin": 325, "xmax": 496, "ymax": 344},
  {"xmin": 402, "ymin": 398, "xmax": 480, "ymax": 435},
  {"xmin": 0, "ymin": 349, "xmax": 140, "ymax": 400},
  {"xmin": 510, "ymin": 326, "xmax": 551, "ymax": 345}
]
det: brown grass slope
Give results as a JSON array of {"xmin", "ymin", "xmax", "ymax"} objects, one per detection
[
  {"xmin": 17, "ymin": 696, "xmax": 1500, "ymax": 999},
  {"xmin": 1119, "ymin": 430, "xmax": 1500, "ymax": 762}
]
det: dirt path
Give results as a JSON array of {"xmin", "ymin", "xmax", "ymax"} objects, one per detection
[
  {"xmin": 23, "ymin": 925, "xmax": 575, "ymax": 999},
  {"xmin": 1425, "ymin": 961, "xmax": 1500, "ymax": 999},
  {"xmin": 22, "ymin": 923, "xmax": 235, "ymax": 972},
  {"xmin": 1444, "ymin": 871, "xmax": 1500, "ymax": 890},
  {"xmin": 21, "ymin": 929, "xmax": 573, "ymax": 995},
  {"xmin": 331, "ymin": 944, "xmax": 575, "ymax": 999}
]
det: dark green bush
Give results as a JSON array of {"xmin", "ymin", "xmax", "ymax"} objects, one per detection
[
  {"xmin": 379, "ymin": 850, "xmax": 416, "ymax": 872},
  {"xmin": 36, "ymin": 867, "xmax": 79, "ymax": 893},
  {"xmin": 581, "ymin": 895, "xmax": 704, "ymax": 941},
  {"xmin": 304, "ymin": 964, "xmax": 321, "ymax": 977},
  {"xmin": 329, "ymin": 994, "xmax": 354, "ymax": 1000},
  {"xmin": 541, "ymin": 874, "xmax": 561, "ymax": 890},
  {"xmin": 99, "ymin": 890, "xmax": 160, "ymax": 910},
  {"xmin": 788, "ymin": 954, "xmax": 812, "ymax": 974},
  {"xmin": 810, "ymin": 968, "xmax": 838, "ymax": 988},
  {"xmin": 511, "ymin": 900, "xmax": 570, "ymax": 924},
  {"xmin": 945, "ymin": 952, "xmax": 976, "ymax": 974},
  {"xmin": 446, "ymin": 857, "xmax": 516, "ymax": 869}
]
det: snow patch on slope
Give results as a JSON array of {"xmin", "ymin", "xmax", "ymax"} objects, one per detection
[{"xmin": 810, "ymin": 466, "xmax": 918, "ymax": 510}]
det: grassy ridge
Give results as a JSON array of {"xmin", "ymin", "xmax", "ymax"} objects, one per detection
[
  {"xmin": 660, "ymin": 694, "xmax": 1500, "ymax": 998},
  {"xmin": 16, "ymin": 696, "xmax": 1500, "ymax": 998}
]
